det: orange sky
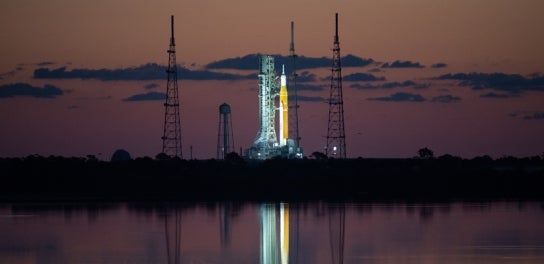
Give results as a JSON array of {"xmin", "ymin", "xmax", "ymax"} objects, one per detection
[
  {"xmin": 1, "ymin": 0, "xmax": 544, "ymax": 159},
  {"xmin": 2, "ymin": 0, "xmax": 543, "ymax": 70}
]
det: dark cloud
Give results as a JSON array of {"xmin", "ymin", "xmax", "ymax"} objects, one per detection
[
  {"xmin": 380, "ymin": 81, "xmax": 417, "ymax": 89},
  {"xmin": 523, "ymin": 112, "xmax": 544, "ymax": 120},
  {"xmin": 291, "ymin": 84, "xmax": 325, "ymax": 91},
  {"xmin": 341, "ymin": 73, "xmax": 385, "ymax": 82},
  {"xmin": 34, "ymin": 63, "xmax": 253, "ymax": 81},
  {"xmin": 349, "ymin": 83, "xmax": 375, "ymax": 90},
  {"xmin": 123, "ymin": 91, "xmax": 166, "ymax": 102},
  {"xmin": 0, "ymin": 67, "xmax": 24, "ymax": 79},
  {"xmin": 205, "ymin": 54, "xmax": 374, "ymax": 70},
  {"xmin": 341, "ymin": 54, "xmax": 375, "ymax": 68},
  {"xmin": 0, "ymin": 83, "xmax": 64, "ymax": 98},
  {"xmin": 295, "ymin": 71, "xmax": 317, "ymax": 82},
  {"xmin": 431, "ymin": 95, "xmax": 461, "ymax": 103},
  {"xmin": 381, "ymin": 60, "xmax": 424, "ymax": 68},
  {"xmin": 0, "ymin": 70, "xmax": 16, "ymax": 80},
  {"xmin": 431, "ymin": 63, "xmax": 447, "ymax": 68},
  {"xmin": 36, "ymin": 61, "xmax": 56, "ymax": 66},
  {"xmin": 435, "ymin": 72, "xmax": 544, "ymax": 93},
  {"xmin": 350, "ymin": 80, "xmax": 424, "ymax": 89},
  {"xmin": 295, "ymin": 95, "xmax": 326, "ymax": 102},
  {"xmin": 144, "ymin": 83, "xmax": 160, "ymax": 90},
  {"xmin": 367, "ymin": 92, "xmax": 426, "ymax": 102},
  {"xmin": 480, "ymin": 92, "xmax": 520, "ymax": 99},
  {"xmin": 367, "ymin": 68, "xmax": 382, "ymax": 73}
]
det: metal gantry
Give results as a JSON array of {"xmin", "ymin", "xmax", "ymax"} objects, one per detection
[
  {"xmin": 326, "ymin": 13, "xmax": 347, "ymax": 159},
  {"xmin": 162, "ymin": 15, "xmax": 182, "ymax": 158},
  {"xmin": 252, "ymin": 55, "xmax": 279, "ymax": 159}
]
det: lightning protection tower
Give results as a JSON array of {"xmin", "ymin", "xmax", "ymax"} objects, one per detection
[
  {"xmin": 162, "ymin": 15, "xmax": 182, "ymax": 158},
  {"xmin": 326, "ymin": 13, "xmax": 347, "ymax": 158},
  {"xmin": 217, "ymin": 103, "xmax": 234, "ymax": 159},
  {"xmin": 289, "ymin": 21, "xmax": 303, "ymax": 158}
]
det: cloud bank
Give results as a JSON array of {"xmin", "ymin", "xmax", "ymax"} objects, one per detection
[
  {"xmin": 0, "ymin": 83, "xmax": 64, "ymax": 98},
  {"xmin": 431, "ymin": 95, "xmax": 461, "ymax": 103},
  {"xmin": 340, "ymin": 73, "xmax": 386, "ymax": 82},
  {"xmin": 34, "ymin": 63, "xmax": 254, "ymax": 81},
  {"xmin": 436, "ymin": 72, "xmax": 544, "ymax": 94},
  {"xmin": 205, "ymin": 54, "xmax": 374, "ymax": 70},
  {"xmin": 144, "ymin": 83, "xmax": 160, "ymax": 90},
  {"xmin": 431, "ymin": 63, "xmax": 447, "ymax": 68},
  {"xmin": 381, "ymin": 60, "xmax": 424, "ymax": 68},
  {"xmin": 350, "ymin": 80, "xmax": 428, "ymax": 90},
  {"xmin": 295, "ymin": 71, "xmax": 317, "ymax": 82},
  {"xmin": 480, "ymin": 92, "xmax": 520, "ymax": 99},
  {"xmin": 123, "ymin": 91, "xmax": 166, "ymax": 102},
  {"xmin": 368, "ymin": 92, "xmax": 426, "ymax": 102},
  {"xmin": 523, "ymin": 112, "xmax": 544, "ymax": 120}
]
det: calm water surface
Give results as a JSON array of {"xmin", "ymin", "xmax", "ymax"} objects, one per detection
[{"xmin": 1, "ymin": 201, "xmax": 544, "ymax": 264}]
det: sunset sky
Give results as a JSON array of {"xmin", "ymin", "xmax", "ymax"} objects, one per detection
[{"xmin": 1, "ymin": 0, "xmax": 543, "ymax": 159}]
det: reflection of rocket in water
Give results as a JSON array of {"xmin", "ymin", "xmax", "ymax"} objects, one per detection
[
  {"xmin": 260, "ymin": 203, "xmax": 290, "ymax": 264},
  {"xmin": 279, "ymin": 65, "xmax": 288, "ymax": 147},
  {"xmin": 280, "ymin": 203, "xmax": 289, "ymax": 264},
  {"xmin": 260, "ymin": 204, "xmax": 278, "ymax": 264}
]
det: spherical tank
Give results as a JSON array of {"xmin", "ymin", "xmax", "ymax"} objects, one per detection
[{"xmin": 219, "ymin": 103, "xmax": 231, "ymax": 114}]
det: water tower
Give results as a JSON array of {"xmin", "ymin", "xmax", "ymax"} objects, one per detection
[{"xmin": 217, "ymin": 103, "xmax": 234, "ymax": 159}]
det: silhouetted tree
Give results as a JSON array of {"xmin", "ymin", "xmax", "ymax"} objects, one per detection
[
  {"xmin": 155, "ymin": 153, "xmax": 170, "ymax": 160},
  {"xmin": 418, "ymin": 147, "xmax": 434, "ymax": 159},
  {"xmin": 225, "ymin": 152, "xmax": 244, "ymax": 163},
  {"xmin": 86, "ymin": 155, "xmax": 98, "ymax": 162},
  {"xmin": 311, "ymin": 151, "xmax": 328, "ymax": 160}
]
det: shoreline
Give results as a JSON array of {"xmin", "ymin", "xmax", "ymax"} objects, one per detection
[{"xmin": 1, "ymin": 156, "xmax": 543, "ymax": 202}]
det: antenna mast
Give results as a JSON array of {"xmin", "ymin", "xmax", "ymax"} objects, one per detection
[
  {"xmin": 289, "ymin": 21, "xmax": 302, "ymax": 155},
  {"xmin": 326, "ymin": 13, "xmax": 347, "ymax": 158},
  {"xmin": 161, "ymin": 15, "xmax": 183, "ymax": 158}
]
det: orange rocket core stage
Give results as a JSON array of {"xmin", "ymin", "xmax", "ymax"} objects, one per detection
[{"xmin": 279, "ymin": 65, "xmax": 288, "ymax": 146}]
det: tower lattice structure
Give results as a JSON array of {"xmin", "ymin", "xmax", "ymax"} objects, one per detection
[
  {"xmin": 289, "ymin": 21, "xmax": 302, "ymax": 157},
  {"xmin": 326, "ymin": 13, "xmax": 346, "ymax": 158},
  {"xmin": 252, "ymin": 55, "xmax": 279, "ymax": 159},
  {"xmin": 162, "ymin": 15, "xmax": 182, "ymax": 158}
]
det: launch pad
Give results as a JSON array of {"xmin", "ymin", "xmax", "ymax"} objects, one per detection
[{"xmin": 246, "ymin": 55, "xmax": 302, "ymax": 160}]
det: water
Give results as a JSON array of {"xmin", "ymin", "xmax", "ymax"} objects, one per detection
[{"xmin": 1, "ymin": 201, "xmax": 544, "ymax": 264}]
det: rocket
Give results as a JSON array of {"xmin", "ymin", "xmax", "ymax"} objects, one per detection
[{"xmin": 279, "ymin": 64, "xmax": 289, "ymax": 146}]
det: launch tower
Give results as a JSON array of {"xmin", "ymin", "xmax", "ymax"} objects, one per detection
[
  {"xmin": 247, "ymin": 55, "xmax": 297, "ymax": 159},
  {"xmin": 161, "ymin": 15, "xmax": 182, "ymax": 158},
  {"xmin": 326, "ymin": 13, "xmax": 347, "ymax": 158},
  {"xmin": 250, "ymin": 55, "xmax": 279, "ymax": 159}
]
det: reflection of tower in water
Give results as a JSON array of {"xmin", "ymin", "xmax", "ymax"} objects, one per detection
[
  {"xmin": 260, "ymin": 203, "xmax": 298, "ymax": 264},
  {"xmin": 219, "ymin": 203, "xmax": 232, "ymax": 248},
  {"xmin": 329, "ymin": 205, "xmax": 345, "ymax": 264},
  {"xmin": 164, "ymin": 208, "xmax": 182, "ymax": 264}
]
